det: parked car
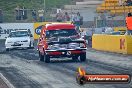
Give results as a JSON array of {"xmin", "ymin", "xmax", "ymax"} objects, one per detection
[
  {"xmin": 5, "ymin": 29, "xmax": 34, "ymax": 51},
  {"xmin": 38, "ymin": 23, "xmax": 87, "ymax": 63}
]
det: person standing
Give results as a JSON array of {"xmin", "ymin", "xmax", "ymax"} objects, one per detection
[
  {"xmin": 126, "ymin": 12, "xmax": 132, "ymax": 35},
  {"xmin": 73, "ymin": 12, "xmax": 82, "ymax": 32},
  {"xmin": 22, "ymin": 6, "xmax": 27, "ymax": 20},
  {"xmin": 71, "ymin": 12, "xmax": 75, "ymax": 22},
  {"xmin": 56, "ymin": 10, "xmax": 63, "ymax": 22},
  {"xmin": 32, "ymin": 9, "xmax": 37, "ymax": 22},
  {"xmin": 125, "ymin": 0, "xmax": 132, "ymax": 6},
  {"xmin": 38, "ymin": 9, "xmax": 44, "ymax": 22},
  {"xmin": 63, "ymin": 12, "xmax": 70, "ymax": 22},
  {"xmin": 100, "ymin": 12, "xmax": 106, "ymax": 27},
  {"xmin": 119, "ymin": 0, "xmax": 123, "ymax": 6},
  {"xmin": 15, "ymin": 5, "xmax": 21, "ymax": 20}
]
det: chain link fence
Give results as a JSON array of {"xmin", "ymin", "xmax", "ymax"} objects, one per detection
[
  {"xmin": 1, "ymin": 8, "xmax": 57, "ymax": 23},
  {"xmin": 95, "ymin": 12, "xmax": 127, "ymax": 28}
]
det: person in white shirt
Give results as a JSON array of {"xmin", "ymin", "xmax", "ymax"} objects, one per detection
[
  {"xmin": 38, "ymin": 9, "xmax": 44, "ymax": 22},
  {"xmin": 56, "ymin": 10, "xmax": 63, "ymax": 22}
]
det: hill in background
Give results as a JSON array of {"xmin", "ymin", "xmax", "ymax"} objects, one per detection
[{"xmin": 0, "ymin": 0, "xmax": 76, "ymax": 22}]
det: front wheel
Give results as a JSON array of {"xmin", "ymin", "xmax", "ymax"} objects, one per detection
[
  {"xmin": 6, "ymin": 48, "xmax": 10, "ymax": 51},
  {"xmin": 45, "ymin": 55, "xmax": 50, "ymax": 63},
  {"xmin": 29, "ymin": 42, "xmax": 34, "ymax": 49},
  {"xmin": 39, "ymin": 52, "xmax": 44, "ymax": 62},
  {"xmin": 80, "ymin": 52, "xmax": 86, "ymax": 62}
]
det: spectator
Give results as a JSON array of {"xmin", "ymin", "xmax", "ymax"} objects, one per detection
[
  {"xmin": 38, "ymin": 9, "xmax": 44, "ymax": 22},
  {"xmin": 19, "ymin": 8, "xmax": 23, "ymax": 20},
  {"xmin": 119, "ymin": 0, "xmax": 123, "ymax": 6},
  {"xmin": 15, "ymin": 6, "xmax": 26, "ymax": 20},
  {"xmin": 100, "ymin": 12, "xmax": 106, "ymax": 27},
  {"xmin": 126, "ymin": 12, "xmax": 132, "ymax": 35},
  {"xmin": 63, "ymin": 12, "xmax": 70, "ymax": 22},
  {"xmin": 73, "ymin": 12, "xmax": 83, "ymax": 32},
  {"xmin": 81, "ymin": 29, "xmax": 88, "ymax": 45},
  {"xmin": 32, "ymin": 9, "xmax": 37, "ymax": 22},
  {"xmin": 125, "ymin": 0, "xmax": 132, "ymax": 6},
  {"xmin": 128, "ymin": 12, "xmax": 132, "ymax": 17},
  {"xmin": 81, "ymin": 29, "xmax": 86, "ymax": 39},
  {"xmin": 22, "ymin": 6, "xmax": 27, "ymax": 20},
  {"xmin": 15, "ymin": 5, "xmax": 21, "ymax": 20},
  {"xmin": 71, "ymin": 12, "xmax": 75, "ymax": 22},
  {"xmin": 56, "ymin": 10, "xmax": 63, "ymax": 22}
]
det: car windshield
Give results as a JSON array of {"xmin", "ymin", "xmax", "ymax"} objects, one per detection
[
  {"xmin": 45, "ymin": 29, "xmax": 77, "ymax": 38},
  {"xmin": 9, "ymin": 31, "xmax": 29, "ymax": 37}
]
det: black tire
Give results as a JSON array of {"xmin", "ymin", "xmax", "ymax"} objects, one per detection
[
  {"xmin": 72, "ymin": 55, "xmax": 78, "ymax": 61},
  {"xmin": 39, "ymin": 52, "xmax": 44, "ymax": 62},
  {"xmin": 6, "ymin": 48, "xmax": 9, "ymax": 51},
  {"xmin": 32, "ymin": 42, "xmax": 34, "ymax": 49},
  {"xmin": 31, "ymin": 42, "xmax": 34, "ymax": 48},
  {"xmin": 28, "ymin": 42, "xmax": 32, "ymax": 48},
  {"xmin": 80, "ymin": 52, "xmax": 86, "ymax": 62},
  {"xmin": 45, "ymin": 55, "xmax": 50, "ymax": 63},
  {"xmin": 29, "ymin": 42, "xmax": 32, "ymax": 47},
  {"xmin": 29, "ymin": 42, "xmax": 34, "ymax": 49},
  {"xmin": 76, "ymin": 75, "xmax": 85, "ymax": 85},
  {"xmin": 79, "ymin": 76, "xmax": 86, "ymax": 85}
]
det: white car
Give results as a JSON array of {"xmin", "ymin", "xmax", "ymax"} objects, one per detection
[{"xmin": 5, "ymin": 30, "xmax": 34, "ymax": 51}]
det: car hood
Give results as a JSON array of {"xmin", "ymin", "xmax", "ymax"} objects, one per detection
[{"xmin": 6, "ymin": 37, "xmax": 30, "ymax": 43}]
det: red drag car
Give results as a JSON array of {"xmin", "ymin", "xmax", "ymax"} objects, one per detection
[{"xmin": 38, "ymin": 23, "xmax": 87, "ymax": 63}]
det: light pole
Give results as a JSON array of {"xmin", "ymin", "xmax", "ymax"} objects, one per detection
[
  {"xmin": 44, "ymin": 0, "xmax": 46, "ymax": 21},
  {"xmin": 44, "ymin": 0, "xmax": 45, "ymax": 11}
]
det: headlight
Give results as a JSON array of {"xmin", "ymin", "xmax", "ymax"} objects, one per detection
[
  {"xmin": 68, "ymin": 43, "xmax": 79, "ymax": 49},
  {"xmin": 80, "ymin": 43, "xmax": 85, "ymax": 48},
  {"xmin": 48, "ymin": 44, "xmax": 59, "ymax": 50},
  {"xmin": 47, "ymin": 45, "xmax": 52, "ymax": 49},
  {"xmin": 7, "ymin": 41, "xmax": 12, "ymax": 43}
]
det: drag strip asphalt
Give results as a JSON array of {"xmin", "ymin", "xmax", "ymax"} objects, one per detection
[{"xmin": 0, "ymin": 40, "xmax": 132, "ymax": 88}]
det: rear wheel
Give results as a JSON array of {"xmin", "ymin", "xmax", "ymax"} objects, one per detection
[
  {"xmin": 39, "ymin": 52, "xmax": 44, "ymax": 62},
  {"xmin": 45, "ymin": 55, "xmax": 50, "ymax": 63},
  {"xmin": 80, "ymin": 52, "xmax": 86, "ymax": 62}
]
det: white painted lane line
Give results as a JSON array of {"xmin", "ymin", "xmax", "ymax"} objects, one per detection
[{"xmin": 0, "ymin": 73, "xmax": 15, "ymax": 88}]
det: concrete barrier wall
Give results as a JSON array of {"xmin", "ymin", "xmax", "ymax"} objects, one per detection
[
  {"xmin": 92, "ymin": 34, "xmax": 132, "ymax": 54},
  {"xmin": 126, "ymin": 36, "xmax": 132, "ymax": 54}
]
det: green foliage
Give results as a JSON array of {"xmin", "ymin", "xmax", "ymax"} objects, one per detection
[
  {"xmin": 0, "ymin": 0, "xmax": 72, "ymax": 22},
  {"xmin": 0, "ymin": 0, "xmax": 71, "ymax": 11}
]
